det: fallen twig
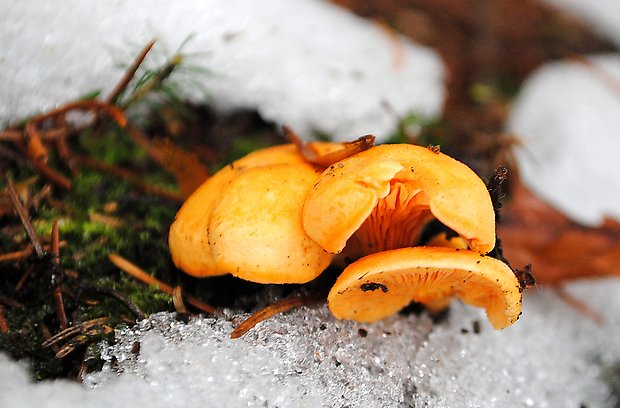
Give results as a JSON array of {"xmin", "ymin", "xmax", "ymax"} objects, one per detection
[{"xmin": 231, "ymin": 296, "xmax": 317, "ymax": 339}]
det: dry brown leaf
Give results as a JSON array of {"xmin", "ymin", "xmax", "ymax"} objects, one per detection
[
  {"xmin": 146, "ymin": 138, "xmax": 210, "ymax": 198},
  {"xmin": 499, "ymin": 182, "xmax": 620, "ymax": 284}
]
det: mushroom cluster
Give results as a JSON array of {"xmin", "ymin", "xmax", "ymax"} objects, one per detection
[{"xmin": 169, "ymin": 139, "xmax": 523, "ymax": 329}]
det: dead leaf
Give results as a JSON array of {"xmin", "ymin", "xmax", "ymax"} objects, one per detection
[
  {"xmin": 145, "ymin": 138, "xmax": 210, "ymax": 198},
  {"xmin": 499, "ymin": 182, "xmax": 620, "ymax": 284}
]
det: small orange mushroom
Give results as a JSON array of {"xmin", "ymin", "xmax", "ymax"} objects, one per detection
[
  {"xmin": 169, "ymin": 144, "xmax": 334, "ymax": 283},
  {"xmin": 328, "ymin": 247, "xmax": 522, "ymax": 329}
]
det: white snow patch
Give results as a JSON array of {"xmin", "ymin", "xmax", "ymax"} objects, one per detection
[
  {"xmin": 0, "ymin": 0, "xmax": 445, "ymax": 141},
  {"xmin": 508, "ymin": 54, "xmax": 620, "ymax": 225},
  {"xmin": 1, "ymin": 280, "xmax": 619, "ymax": 407}
]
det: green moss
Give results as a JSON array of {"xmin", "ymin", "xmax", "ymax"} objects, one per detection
[{"xmin": 78, "ymin": 127, "xmax": 147, "ymax": 165}]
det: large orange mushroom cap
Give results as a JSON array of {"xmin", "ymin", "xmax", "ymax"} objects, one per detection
[
  {"xmin": 169, "ymin": 144, "xmax": 335, "ymax": 283},
  {"xmin": 302, "ymin": 144, "xmax": 496, "ymax": 256},
  {"xmin": 328, "ymin": 247, "xmax": 522, "ymax": 329}
]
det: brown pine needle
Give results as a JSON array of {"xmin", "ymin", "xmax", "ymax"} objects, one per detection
[
  {"xmin": 0, "ymin": 305, "xmax": 8, "ymax": 333},
  {"xmin": 0, "ymin": 128, "xmax": 69, "ymax": 142},
  {"xmin": 0, "ymin": 242, "xmax": 67, "ymax": 263},
  {"xmin": 107, "ymin": 39, "xmax": 157, "ymax": 105},
  {"xmin": 0, "ymin": 247, "xmax": 34, "ymax": 263},
  {"xmin": 29, "ymin": 157, "xmax": 72, "ymax": 191},
  {"xmin": 25, "ymin": 122, "xmax": 49, "ymax": 162},
  {"xmin": 42, "ymin": 317, "xmax": 108, "ymax": 348},
  {"xmin": 55, "ymin": 134, "xmax": 78, "ymax": 176},
  {"xmin": 5, "ymin": 177, "xmax": 44, "ymax": 256},
  {"xmin": 231, "ymin": 296, "xmax": 317, "ymax": 339},
  {"xmin": 29, "ymin": 100, "xmax": 127, "ymax": 128},
  {"xmin": 284, "ymin": 126, "xmax": 375, "ymax": 167},
  {"xmin": 108, "ymin": 253, "xmax": 218, "ymax": 316},
  {"xmin": 51, "ymin": 220, "xmax": 69, "ymax": 330},
  {"xmin": 172, "ymin": 286, "xmax": 189, "ymax": 315}
]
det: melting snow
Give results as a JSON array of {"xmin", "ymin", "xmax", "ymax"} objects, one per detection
[
  {"xmin": 0, "ymin": 0, "xmax": 444, "ymax": 141},
  {"xmin": 2, "ymin": 279, "xmax": 620, "ymax": 407}
]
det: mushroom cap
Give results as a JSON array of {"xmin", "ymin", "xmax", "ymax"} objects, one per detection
[
  {"xmin": 169, "ymin": 144, "xmax": 334, "ymax": 282},
  {"xmin": 327, "ymin": 247, "xmax": 522, "ymax": 329},
  {"xmin": 302, "ymin": 144, "xmax": 496, "ymax": 255}
]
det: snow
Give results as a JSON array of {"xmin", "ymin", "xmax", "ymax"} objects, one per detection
[
  {"xmin": 0, "ymin": 0, "xmax": 445, "ymax": 141},
  {"xmin": 1, "ymin": 279, "xmax": 619, "ymax": 407},
  {"xmin": 507, "ymin": 54, "xmax": 620, "ymax": 226}
]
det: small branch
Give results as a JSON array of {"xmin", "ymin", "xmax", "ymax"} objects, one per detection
[
  {"xmin": 106, "ymin": 39, "xmax": 157, "ymax": 105},
  {"xmin": 108, "ymin": 253, "xmax": 219, "ymax": 316},
  {"xmin": 231, "ymin": 296, "xmax": 317, "ymax": 339},
  {"xmin": 5, "ymin": 177, "xmax": 44, "ymax": 257}
]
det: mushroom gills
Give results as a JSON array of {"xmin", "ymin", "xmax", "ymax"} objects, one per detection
[{"xmin": 328, "ymin": 247, "xmax": 522, "ymax": 329}]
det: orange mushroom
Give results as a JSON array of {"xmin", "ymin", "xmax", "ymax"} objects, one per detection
[
  {"xmin": 328, "ymin": 247, "xmax": 522, "ymax": 329},
  {"xmin": 169, "ymin": 144, "xmax": 335, "ymax": 283},
  {"xmin": 302, "ymin": 144, "xmax": 522, "ymax": 328}
]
